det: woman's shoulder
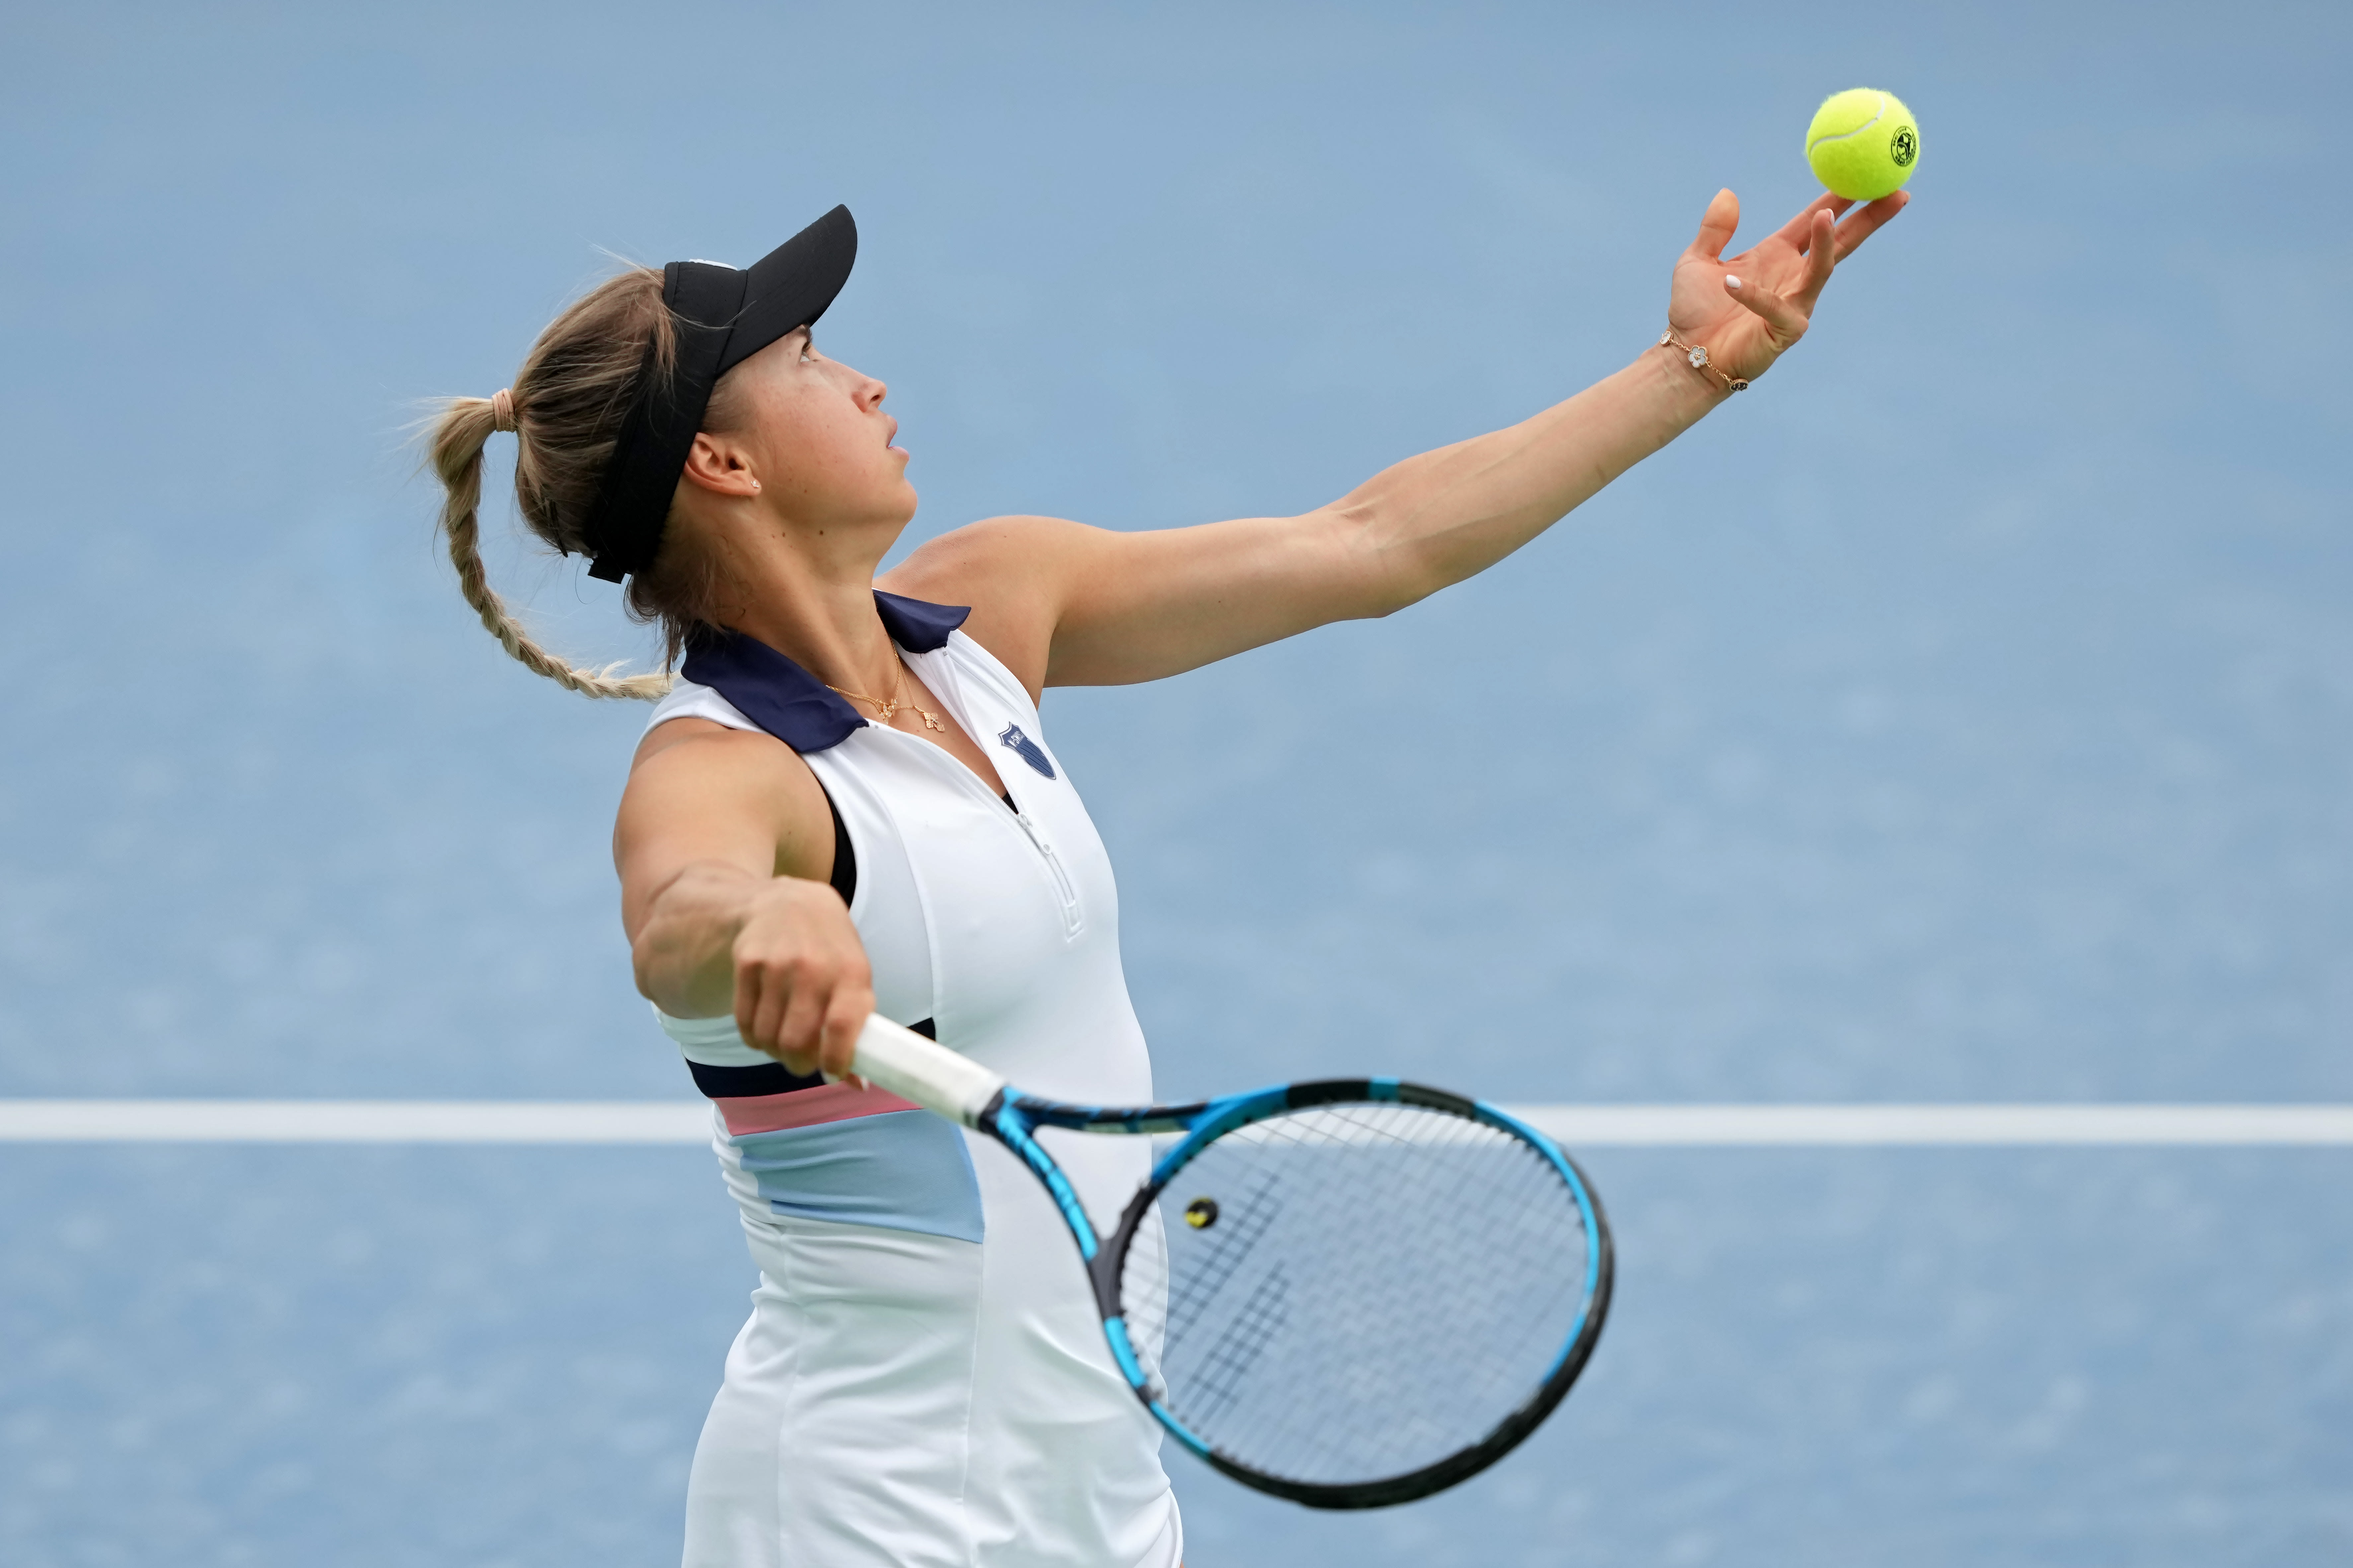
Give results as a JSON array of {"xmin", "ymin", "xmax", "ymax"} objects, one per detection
[
  {"xmin": 883, "ymin": 515, "xmax": 1095, "ymax": 702},
  {"xmin": 645, "ymin": 677, "xmax": 762, "ymax": 736},
  {"xmin": 628, "ymin": 679, "xmax": 814, "ymax": 795}
]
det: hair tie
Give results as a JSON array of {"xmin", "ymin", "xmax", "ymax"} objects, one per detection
[{"xmin": 489, "ymin": 388, "xmax": 517, "ymax": 433}]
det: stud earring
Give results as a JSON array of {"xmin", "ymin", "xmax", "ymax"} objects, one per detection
[{"xmin": 750, "ymin": 479, "xmax": 761, "ymax": 492}]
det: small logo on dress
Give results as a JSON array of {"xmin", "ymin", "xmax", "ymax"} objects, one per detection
[{"xmin": 997, "ymin": 724, "xmax": 1056, "ymax": 779}]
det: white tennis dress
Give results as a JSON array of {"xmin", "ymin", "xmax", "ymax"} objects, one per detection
[{"xmin": 645, "ymin": 592, "xmax": 1181, "ymax": 1568}]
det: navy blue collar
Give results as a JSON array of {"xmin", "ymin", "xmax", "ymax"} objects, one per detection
[{"xmin": 680, "ymin": 591, "xmax": 972, "ymax": 754}]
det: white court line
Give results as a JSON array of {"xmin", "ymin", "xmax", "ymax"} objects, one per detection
[
  {"xmin": 1507, "ymin": 1104, "xmax": 2353, "ymax": 1147},
  {"xmin": 1, "ymin": 1101, "xmax": 2351, "ymax": 1146},
  {"xmin": 0, "ymin": 1101, "xmax": 713, "ymax": 1144}
]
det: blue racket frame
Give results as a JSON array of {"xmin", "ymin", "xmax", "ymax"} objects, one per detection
[{"xmin": 970, "ymin": 1077, "xmax": 1615, "ymax": 1510}]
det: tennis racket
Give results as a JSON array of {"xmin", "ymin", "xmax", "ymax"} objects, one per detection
[{"xmin": 845, "ymin": 1014, "xmax": 1614, "ymax": 1509}]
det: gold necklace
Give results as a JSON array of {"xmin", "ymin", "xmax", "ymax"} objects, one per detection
[{"xmin": 828, "ymin": 661, "xmax": 946, "ymax": 733}]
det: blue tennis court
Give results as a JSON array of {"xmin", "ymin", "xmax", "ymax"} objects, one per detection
[
  {"xmin": 4, "ymin": 2, "xmax": 2348, "ymax": 1563},
  {"xmin": 7, "ymin": 1142, "xmax": 2347, "ymax": 1562}
]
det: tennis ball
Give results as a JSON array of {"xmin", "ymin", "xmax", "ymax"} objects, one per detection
[{"xmin": 1805, "ymin": 88, "xmax": 1920, "ymax": 201}]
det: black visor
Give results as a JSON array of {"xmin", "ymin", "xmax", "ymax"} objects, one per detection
[{"xmin": 582, "ymin": 205, "xmax": 858, "ymax": 582}]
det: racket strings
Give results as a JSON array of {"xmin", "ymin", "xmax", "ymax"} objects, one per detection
[
  {"xmin": 1132, "ymin": 1151, "xmax": 1573, "ymax": 1481},
  {"xmin": 1161, "ymin": 1168, "xmax": 1283, "ymax": 1346},
  {"xmin": 1238, "ymin": 1115, "xmax": 1580, "ymax": 1475},
  {"xmin": 1118, "ymin": 1101, "xmax": 1594, "ymax": 1488},
  {"xmin": 1182, "ymin": 1267, "xmax": 1290, "ymax": 1427}
]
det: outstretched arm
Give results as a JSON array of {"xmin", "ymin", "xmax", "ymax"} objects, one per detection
[{"xmin": 889, "ymin": 187, "xmax": 1906, "ymax": 695}]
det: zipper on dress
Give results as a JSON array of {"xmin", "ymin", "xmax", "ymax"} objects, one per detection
[{"xmin": 1011, "ymin": 808, "xmax": 1083, "ymax": 937}]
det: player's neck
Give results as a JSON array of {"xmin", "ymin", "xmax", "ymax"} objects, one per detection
[{"xmin": 712, "ymin": 529, "xmax": 902, "ymax": 696}]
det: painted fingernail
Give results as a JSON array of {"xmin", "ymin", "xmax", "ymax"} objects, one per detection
[{"xmin": 1725, "ymin": 275, "xmax": 1742, "ymax": 289}]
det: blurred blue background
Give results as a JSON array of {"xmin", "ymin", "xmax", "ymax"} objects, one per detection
[{"xmin": 2, "ymin": 1, "xmax": 2347, "ymax": 1562}]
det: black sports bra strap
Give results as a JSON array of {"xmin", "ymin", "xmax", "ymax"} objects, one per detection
[{"xmin": 823, "ymin": 784, "xmax": 857, "ymax": 906}]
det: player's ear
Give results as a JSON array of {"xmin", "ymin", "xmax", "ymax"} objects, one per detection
[{"xmin": 681, "ymin": 430, "xmax": 758, "ymax": 498}]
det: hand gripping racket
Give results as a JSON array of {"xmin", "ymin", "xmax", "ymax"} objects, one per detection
[{"xmin": 846, "ymin": 1014, "xmax": 1614, "ymax": 1509}]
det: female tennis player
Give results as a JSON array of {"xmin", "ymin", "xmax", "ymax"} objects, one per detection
[{"xmin": 425, "ymin": 186, "xmax": 1904, "ymax": 1567}]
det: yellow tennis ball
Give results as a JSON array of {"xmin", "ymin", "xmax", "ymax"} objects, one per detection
[{"xmin": 1805, "ymin": 88, "xmax": 1920, "ymax": 201}]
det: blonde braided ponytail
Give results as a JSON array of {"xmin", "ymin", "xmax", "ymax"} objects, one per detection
[
  {"xmin": 423, "ymin": 266, "xmax": 722, "ymax": 698},
  {"xmin": 427, "ymin": 394, "xmax": 673, "ymax": 700}
]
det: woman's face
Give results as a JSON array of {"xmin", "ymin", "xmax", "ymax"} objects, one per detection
[{"xmin": 707, "ymin": 326, "xmax": 916, "ymax": 539}]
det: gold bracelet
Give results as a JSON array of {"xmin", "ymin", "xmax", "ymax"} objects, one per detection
[{"xmin": 1658, "ymin": 329, "xmax": 1748, "ymax": 394}]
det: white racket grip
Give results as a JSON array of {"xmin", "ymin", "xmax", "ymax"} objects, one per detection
[{"xmin": 847, "ymin": 1014, "xmax": 1005, "ymax": 1127}]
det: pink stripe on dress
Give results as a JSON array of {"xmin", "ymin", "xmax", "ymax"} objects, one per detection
[{"xmin": 716, "ymin": 1080, "xmax": 921, "ymax": 1137}]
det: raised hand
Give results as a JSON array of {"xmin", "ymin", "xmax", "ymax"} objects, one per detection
[{"xmin": 1667, "ymin": 187, "xmax": 1908, "ymax": 386}]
